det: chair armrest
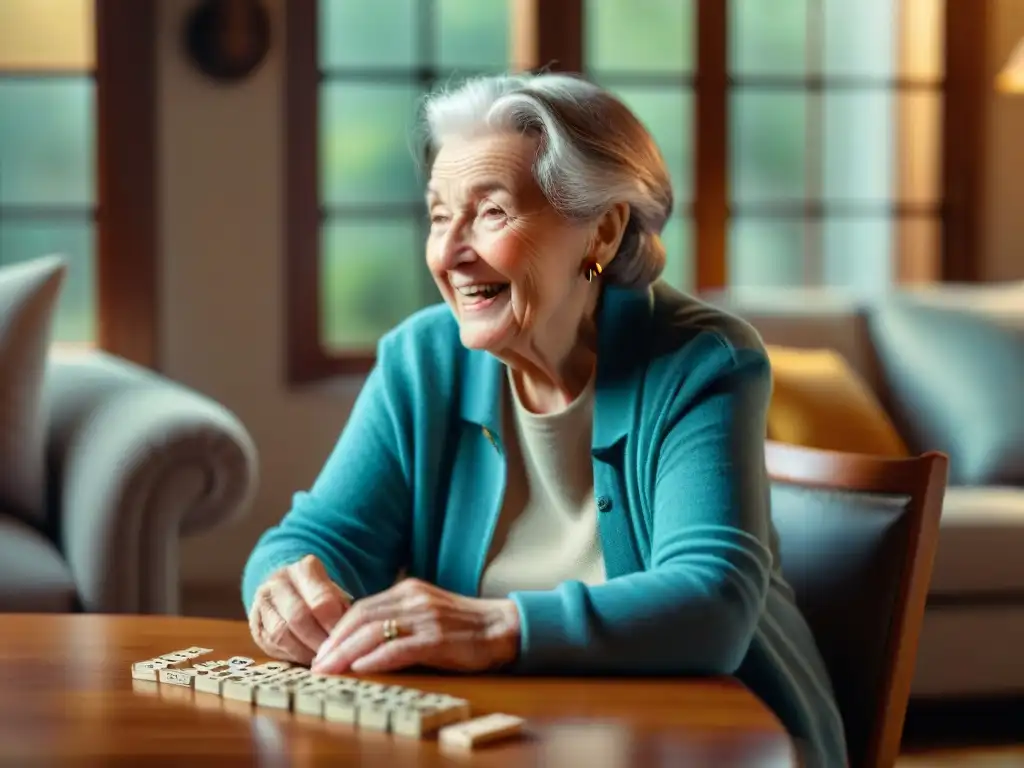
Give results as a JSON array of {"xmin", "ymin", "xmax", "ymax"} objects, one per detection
[{"xmin": 43, "ymin": 350, "xmax": 259, "ymax": 615}]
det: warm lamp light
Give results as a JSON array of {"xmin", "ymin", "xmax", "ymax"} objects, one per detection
[{"xmin": 996, "ymin": 37, "xmax": 1024, "ymax": 93}]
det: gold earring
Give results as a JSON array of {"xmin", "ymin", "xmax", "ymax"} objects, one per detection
[{"xmin": 583, "ymin": 259, "xmax": 603, "ymax": 283}]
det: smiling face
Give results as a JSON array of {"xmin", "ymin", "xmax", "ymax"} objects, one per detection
[{"xmin": 425, "ymin": 131, "xmax": 597, "ymax": 358}]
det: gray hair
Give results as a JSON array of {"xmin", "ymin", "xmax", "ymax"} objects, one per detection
[{"xmin": 417, "ymin": 73, "xmax": 673, "ymax": 289}]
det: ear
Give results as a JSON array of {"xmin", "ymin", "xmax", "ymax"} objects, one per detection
[{"xmin": 591, "ymin": 202, "xmax": 631, "ymax": 266}]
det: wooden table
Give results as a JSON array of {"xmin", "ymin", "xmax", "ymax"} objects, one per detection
[{"xmin": 0, "ymin": 614, "xmax": 796, "ymax": 766}]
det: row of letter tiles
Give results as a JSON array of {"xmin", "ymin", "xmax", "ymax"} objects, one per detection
[{"xmin": 131, "ymin": 651, "xmax": 471, "ymax": 737}]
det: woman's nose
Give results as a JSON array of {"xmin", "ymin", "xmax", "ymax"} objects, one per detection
[{"xmin": 438, "ymin": 220, "xmax": 476, "ymax": 269}]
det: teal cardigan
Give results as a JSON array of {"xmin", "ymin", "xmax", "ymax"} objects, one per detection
[{"xmin": 242, "ymin": 283, "xmax": 848, "ymax": 767}]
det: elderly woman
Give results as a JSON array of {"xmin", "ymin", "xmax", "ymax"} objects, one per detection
[{"xmin": 242, "ymin": 73, "xmax": 846, "ymax": 766}]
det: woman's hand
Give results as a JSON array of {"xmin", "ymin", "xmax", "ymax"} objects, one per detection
[
  {"xmin": 249, "ymin": 555, "xmax": 352, "ymax": 665},
  {"xmin": 311, "ymin": 578, "xmax": 520, "ymax": 675}
]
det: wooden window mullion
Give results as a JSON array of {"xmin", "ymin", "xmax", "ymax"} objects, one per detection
[
  {"xmin": 512, "ymin": 0, "xmax": 582, "ymax": 73},
  {"xmin": 941, "ymin": 0, "xmax": 989, "ymax": 282},
  {"xmin": 95, "ymin": 0, "xmax": 159, "ymax": 369},
  {"xmin": 804, "ymin": 0, "xmax": 825, "ymax": 287},
  {"xmin": 694, "ymin": 0, "xmax": 728, "ymax": 291},
  {"xmin": 285, "ymin": 0, "xmax": 325, "ymax": 384}
]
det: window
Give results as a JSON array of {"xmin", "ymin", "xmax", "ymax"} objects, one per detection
[
  {"xmin": 727, "ymin": 0, "xmax": 945, "ymax": 292},
  {"xmin": 287, "ymin": 0, "xmax": 511, "ymax": 378},
  {"xmin": 288, "ymin": 0, "xmax": 983, "ymax": 383},
  {"xmin": 0, "ymin": 0, "xmax": 96, "ymax": 343},
  {"xmin": 585, "ymin": 0, "xmax": 696, "ymax": 294},
  {"xmin": 0, "ymin": 0, "xmax": 157, "ymax": 366},
  {"xmin": 318, "ymin": 0, "xmax": 511, "ymax": 352}
]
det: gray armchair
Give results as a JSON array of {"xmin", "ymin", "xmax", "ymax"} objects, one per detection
[{"xmin": 0, "ymin": 351, "xmax": 258, "ymax": 616}]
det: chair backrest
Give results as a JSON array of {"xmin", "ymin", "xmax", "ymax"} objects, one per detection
[{"xmin": 765, "ymin": 441, "xmax": 948, "ymax": 768}]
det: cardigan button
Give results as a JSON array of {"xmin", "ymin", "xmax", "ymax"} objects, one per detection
[{"xmin": 596, "ymin": 496, "xmax": 613, "ymax": 513}]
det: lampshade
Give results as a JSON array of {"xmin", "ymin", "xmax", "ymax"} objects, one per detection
[{"xmin": 996, "ymin": 37, "xmax": 1024, "ymax": 93}]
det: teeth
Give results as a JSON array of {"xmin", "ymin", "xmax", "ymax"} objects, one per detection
[{"xmin": 457, "ymin": 284, "xmax": 507, "ymax": 298}]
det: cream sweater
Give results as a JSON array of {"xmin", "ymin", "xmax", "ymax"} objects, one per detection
[{"xmin": 478, "ymin": 368, "xmax": 606, "ymax": 598}]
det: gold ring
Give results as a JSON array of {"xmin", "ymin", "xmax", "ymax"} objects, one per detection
[{"xmin": 382, "ymin": 618, "xmax": 400, "ymax": 642}]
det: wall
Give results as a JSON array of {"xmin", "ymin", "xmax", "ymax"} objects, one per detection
[
  {"xmin": 983, "ymin": 0, "xmax": 1024, "ymax": 281},
  {"xmin": 159, "ymin": 0, "xmax": 363, "ymax": 613},
  {"xmin": 159, "ymin": 0, "xmax": 1024, "ymax": 615}
]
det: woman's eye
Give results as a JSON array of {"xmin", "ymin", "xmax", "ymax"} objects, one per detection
[
  {"xmin": 430, "ymin": 213, "xmax": 450, "ymax": 225},
  {"xmin": 482, "ymin": 206, "xmax": 505, "ymax": 219}
]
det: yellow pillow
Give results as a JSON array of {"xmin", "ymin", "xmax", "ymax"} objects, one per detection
[{"xmin": 765, "ymin": 345, "xmax": 910, "ymax": 457}]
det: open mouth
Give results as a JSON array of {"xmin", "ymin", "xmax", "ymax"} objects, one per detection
[
  {"xmin": 456, "ymin": 283, "xmax": 509, "ymax": 300},
  {"xmin": 455, "ymin": 283, "xmax": 510, "ymax": 310}
]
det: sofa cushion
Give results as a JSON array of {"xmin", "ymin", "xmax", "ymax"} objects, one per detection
[
  {"xmin": 0, "ymin": 256, "xmax": 66, "ymax": 528},
  {"xmin": 700, "ymin": 288, "xmax": 886, "ymax": 394},
  {"xmin": 869, "ymin": 287, "xmax": 1024, "ymax": 485},
  {"xmin": 0, "ymin": 513, "xmax": 78, "ymax": 612},
  {"xmin": 765, "ymin": 345, "xmax": 910, "ymax": 456},
  {"xmin": 928, "ymin": 487, "xmax": 1024, "ymax": 596}
]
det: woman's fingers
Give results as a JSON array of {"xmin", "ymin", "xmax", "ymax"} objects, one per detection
[
  {"xmin": 255, "ymin": 589, "xmax": 315, "ymax": 664},
  {"xmin": 307, "ymin": 581, "xmax": 520, "ymax": 675},
  {"xmin": 350, "ymin": 633, "xmax": 433, "ymax": 673},
  {"xmin": 247, "ymin": 597, "xmax": 267, "ymax": 655},
  {"xmin": 272, "ymin": 576, "xmax": 330, "ymax": 652},
  {"xmin": 313, "ymin": 620, "xmax": 386, "ymax": 673},
  {"xmin": 314, "ymin": 587, "xmax": 404, "ymax": 666},
  {"xmin": 315, "ymin": 615, "xmax": 430, "ymax": 674},
  {"xmin": 247, "ymin": 555, "xmax": 354, "ymax": 664},
  {"xmin": 291, "ymin": 555, "xmax": 350, "ymax": 634}
]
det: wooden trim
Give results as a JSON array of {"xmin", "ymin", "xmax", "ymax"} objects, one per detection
[
  {"xmin": 694, "ymin": 0, "xmax": 728, "ymax": 291},
  {"xmin": 510, "ymin": 0, "xmax": 539, "ymax": 72},
  {"xmin": 730, "ymin": 202, "xmax": 943, "ymax": 218},
  {"xmin": 766, "ymin": 441, "xmax": 949, "ymax": 768},
  {"xmin": 802, "ymin": 0, "xmax": 825, "ymax": 286},
  {"xmin": 537, "ymin": 0, "xmax": 583, "ymax": 73},
  {"xmin": 941, "ymin": 0, "xmax": 990, "ymax": 282},
  {"xmin": 95, "ymin": 0, "xmax": 159, "ymax": 369},
  {"xmin": 285, "ymin": 0, "xmax": 333, "ymax": 383},
  {"xmin": 730, "ymin": 75, "xmax": 943, "ymax": 90},
  {"xmin": 511, "ymin": 0, "xmax": 583, "ymax": 73},
  {"xmin": 766, "ymin": 440, "xmax": 946, "ymax": 495}
]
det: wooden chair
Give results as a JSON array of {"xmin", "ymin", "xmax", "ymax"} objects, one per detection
[{"xmin": 765, "ymin": 441, "xmax": 949, "ymax": 768}]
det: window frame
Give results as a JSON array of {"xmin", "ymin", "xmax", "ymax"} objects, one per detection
[
  {"xmin": 0, "ymin": 0, "xmax": 158, "ymax": 367},
  {"xmin": 95, "ymin": 0, "xmax": 159, "ymax": 368},
  {"xmin": 285, "ymin": 0, "xmax": 988, "ymax": 385}
]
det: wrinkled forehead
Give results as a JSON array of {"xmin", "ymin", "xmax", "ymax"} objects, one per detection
[{"xmin": 426, "ymin": 132, "xmax": 540, "ymax": 202}]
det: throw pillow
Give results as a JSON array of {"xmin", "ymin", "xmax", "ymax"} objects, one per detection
[
  {"xmin": 765, "ymin": 344, "xmax": 911, "ymax": 457},
  {"xmin": 869, "ymin": 287, "xmax": 1024, "ymax": 485},
  {"xmin": 0, "ymin": 256, "xmax": 67, "ymax": 528}
]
